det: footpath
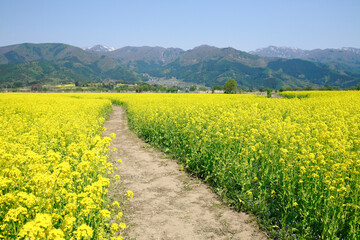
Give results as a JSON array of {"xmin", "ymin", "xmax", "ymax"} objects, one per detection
[{"xmin": 104, "ymin": 106, "xmax": 267, "ymax": 240}]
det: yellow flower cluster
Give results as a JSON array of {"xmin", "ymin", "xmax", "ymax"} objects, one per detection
[
  {"xmin": 105, "ymin": 92, "xmax": 360, "ymax": 239},
  {"xmin": 2, "ymin": 91, "xmax": 358, "ymax": 239},
  {"xmin": 0, "ymin": 93, "xmax": 127, "ymax": 239}
]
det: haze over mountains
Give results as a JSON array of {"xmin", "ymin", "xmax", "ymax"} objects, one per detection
[
  {"xmin": 251, "ymin": 46, "xmax": 360, "ymax": 74},
  {"xmin": 1, "ymin": 43, "xmax": 360, "ymax": 89}
]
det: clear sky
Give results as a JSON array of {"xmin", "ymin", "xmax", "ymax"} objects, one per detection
[{"xmin": 0, "ymin": 0, "xmax": 359, "ymax": 51}]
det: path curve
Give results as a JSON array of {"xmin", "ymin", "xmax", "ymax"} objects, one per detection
[{"xmin": 105, "ymin": 106, "xmax": 267, "ymax": 240}]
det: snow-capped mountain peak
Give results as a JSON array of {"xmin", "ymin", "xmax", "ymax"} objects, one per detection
[
  {"xmin": 250, "ymin": 46, "xmax": 308, "ymax": 58},
  {"xmin": 340, "ymin": 47, "xmax": 360, "ymax": 55},
  {"xmin": 250, "ymin": 46, "xmax": 360, "ymax": 59},
  {"xmin": 83, "ymin": 44, "xmax": 115, "ymax": 53}
]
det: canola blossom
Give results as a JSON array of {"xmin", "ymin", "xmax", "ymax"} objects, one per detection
[
  {"xmin": 0, "ymin": 93, "xmax": 127, "ymax": 239},
  {"xmin": 1, "ymin": 91, "xmax": 359, "ymax": 239},
  {"xmin": 107, "ymin": 92, "xmax": 360, "ymax": 239}
]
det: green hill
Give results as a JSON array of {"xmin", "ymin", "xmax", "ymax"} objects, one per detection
[
  {"xmin": 160, "ymin": 45, "xmax": 360, "ymax": 89},
  {"xmin": 0, "ymin": 43, "xmax": 141, "ymax": 87}
]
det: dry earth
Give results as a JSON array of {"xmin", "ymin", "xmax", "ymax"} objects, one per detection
[{"xmin": 104, "ymin": 106, "xmax": 267, "ymax": 240}]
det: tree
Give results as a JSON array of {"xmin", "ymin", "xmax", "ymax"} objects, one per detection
[
  {"xmin": 199, "ymin": 87, "xmax": 207, "ymax": 92},
  {"xmin": 223, "ymin": 78, "xmax": 237, "ymax": 94},
  {"xmin": 167, "ymin": 87, "xmax": 178, "ymax": 93},
  {"xmin": 266, "ymin": 88, "xmax": 272, "ymax": 98},
  {"xmin": 212, "ymin": 85, "xmax": 223, "ymax": 91}
]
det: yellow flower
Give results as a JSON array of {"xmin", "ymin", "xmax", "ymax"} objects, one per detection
[
  {"xmin": 49, "ymin": 228, "xmax": 65, "ymax": 240},
  {"xmin": 4, "ymin": 206, "xmax": 27, "ymax": 223},
  {"xmin": 110, "ymin": 133, "xmax": 116, "ymax": 139},
  {"xmin": 100, "ymin": 209, "xmax": 111, "ymax": 219},
  {"xmin": 18, "ymin": 213, "xmax": 53, "ymax": 239},
  {"xmin": 119, "ymin": 222, "xmax": 126, "ymax": 229},
  {"xmin": 110, "ymin": 223, "xmax": 119, "ymax": 233},
  {"xmin": 112, "ymin": 201, "xmax": 120, "ymax": 208},
  {"xmin": 62, "ymin": 215, "xmax": 76, "ymax": 231},
  {"xmin": 126, "ymin": 190, "xmax": 134, "ymax": 199},
  {"xmin": 116, "ymin": 212, "xmax": 123, "ymax": 220},
  {"xmin": 75, "ymin": 224, "xmax": 93, "ymax": 240}
]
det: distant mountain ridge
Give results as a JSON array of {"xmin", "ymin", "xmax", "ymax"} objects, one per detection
[
  {"xmin": 96, "ymin": 44, "xmax": 359, "ymax": 89},
  {"xmin": 1, "ymin": 43, "xmax": 360, "ymax": 89},
  {"xmin": 250, "ymin": 46, "xmax": 360, "ymax": 73},
  {"xmin": 250, "ymin": 46, "xmax": 309, "ymax": 58},
  {"xmin": 0, "ymin": 43, "xmax": 141, "ymax": 87},
  {"xmin": 0, "ymin": 43, "xmax": 116, "ymax": 66},
  {"xmin": 250, "ymin": 46, "xmax": 360, "ymax": 58},
  {"xmin": 106, "ymin": 46, "xmax": 185, "ymax": 65},
  {"xmin": 158, "ymin": 45, "xmax": 360, "ymax": 89},
  {"xmin": 175, "ymin": 45, "xmax": 266, "ymax": 67}
]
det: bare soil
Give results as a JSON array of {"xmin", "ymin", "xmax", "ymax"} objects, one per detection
[{"xmin": 104, "ymin": 106, "xmax": 267, "ymax": 240}]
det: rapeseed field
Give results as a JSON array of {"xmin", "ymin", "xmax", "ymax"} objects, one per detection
[
  {"xmin": 1, "ymin": 91, "xmax": 359, "ymax": 239},
  {"xmin": 109, "ymin": 92, "xmax": 360, "ymax": 239},
  {"xmin": 0, "ymin": 93, "xmax": 127, "ymax": 240}
]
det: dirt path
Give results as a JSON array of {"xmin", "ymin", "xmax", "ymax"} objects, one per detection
[{"xmin": 104, "ymin": 106, "xmax": 267, "ymax": 240}]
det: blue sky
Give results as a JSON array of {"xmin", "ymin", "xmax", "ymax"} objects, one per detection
[{"xmin": 0, "ymin": 0, "xmax": 359, "ymax": 51}]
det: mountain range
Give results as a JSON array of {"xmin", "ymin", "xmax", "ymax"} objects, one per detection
[
  {"xmin": 250, "ymin": 46, "xmax": 360, "ymax": 74},
  {"xmin": 0, "ymin": 43, "xmax": 140, "ymax": 87},
  {"xmin": 1, "ymin": 43, "xmax": 360, "ymax": 89},
  {"xmin": 99, "ymin": 44, "xmax": 360, "ymax": 89}
]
